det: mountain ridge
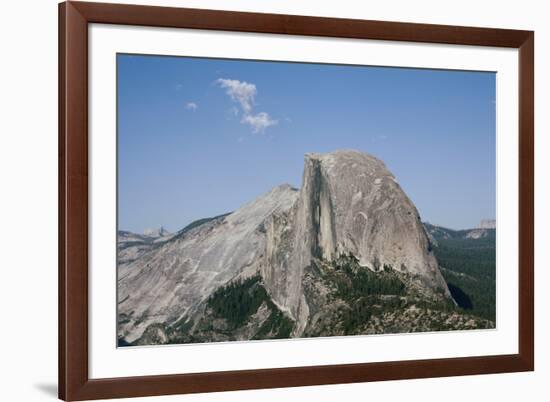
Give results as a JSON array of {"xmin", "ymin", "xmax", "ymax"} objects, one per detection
[{"xmin": 117, "ymin": 150, "xmax": 493, "ymax": 345}]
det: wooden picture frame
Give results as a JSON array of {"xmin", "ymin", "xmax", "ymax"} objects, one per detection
[{"xmin": 59, "ymin": 1, "xmax": 534, "ymax": 400}]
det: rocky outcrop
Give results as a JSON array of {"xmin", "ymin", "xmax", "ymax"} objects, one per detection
[
  {"xmin": 118, "ymin": 150, "xmax": 452, "ymax": 343},
  {"xmin": 478, "ymin": 219, "xmax": 496, "ymax": 229},
  {"xmin": 143, "ymin": 226, "xmax": 171, "ymax": 238},
  {"xmin": 261, "ymin": 151, "xmax": 450, "ymax": 335},
  {"xmin": 424, "ymin": 222, "xmax": 496, "ymax": 241},
  {"xmin": 118, "ymin": 184, "xmax": 298, "ymax": 342}
]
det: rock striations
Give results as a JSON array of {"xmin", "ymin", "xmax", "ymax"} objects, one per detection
[
  {"xmin": 118, "ymin": 150, "xmax": 482, "ymax": 346},
  {"xmin": 118, "ymin": 184, "xmax": 298, "ymax": 343}
]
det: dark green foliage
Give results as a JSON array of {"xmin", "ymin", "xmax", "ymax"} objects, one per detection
[
  {"xmin": 172, "ymin": 316, "xmax": 194, "ymax": 335},
  {"xmin": 182, "ymin": 214, "xmax": 229, "ymax": 232},
  {"xmin": 341, "ymin": 298, "xmax": 373, "ymax": 334},
  {"xmin": 166, "ymin": 320, "xmax": 197, "ymax": 345},
  {"xmin": 205, "ymin": 275, "xmax": 295, "ymax": 339},
  {"xmin": 434, "ymin": 236, "xmax": 496, "ymax": 321},
  {"xmin": 149, "ymin": 276, "xmax": 296, "ymax": 345},
  {"xmin": 254, "ymin": 308, "xmax": 294, "ymax": 339},
  {"xmin": 435, "ymin": 237, "xmax": 495, "ymax": 279},
  {"xmin": 117, "ymin": 338, "xmax": 132, "ymax": 347},
  {"xmin": 207, "ymin": 276, "xmax": 267, "ymax": 329},
  {"xmin": 317, "ymin": 254, "xmax": 411, "ymax": 335},
  {"xmin": 172, "ymin": 212, "xmax": 231, "ymax": 241},
  {"xmin": 117, "ymin": 240, "xmax": 149, "ymax": 250},
  {"xmin": 310, "ymin": 253, "xmax": 489, "ymax": 336},
  {"xmin": 330, "ymin": 254, "xmax": 406, "ymax": 301}
]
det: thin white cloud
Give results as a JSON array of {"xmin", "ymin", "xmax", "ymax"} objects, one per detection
[
  {"xmin": 371, "ymin": 134, "xmax": 389, "ymax": 143},
  {"xmin": 241, "ymin": 112, "xmax": 278, "ymax": 133},
  {"xmin": 216, "ymin": 78, "xmax": 278, "ymax": 134},
  {"xmin": 185, "ymin": 102, "xmax": 198, "ymax": 111},
  {"xmin": 216, "ymin": 78, "xmax": 256, "ymax": 114}
]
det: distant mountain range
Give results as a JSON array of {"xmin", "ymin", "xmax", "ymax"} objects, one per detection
[
  {"xmin": 117, "ymin": 150, "xmax": 494, "ymax": 346},
  {"xmin": 423, "ymin": 222, "xmax": 496, "ymax": 245},
  {"xmin": 478, "ymin": 219, "xmax": 496, "ymax": 229}
]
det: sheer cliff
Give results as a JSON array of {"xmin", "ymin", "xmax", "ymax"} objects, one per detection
[{"xmin": 117, "ymin": 150, "xmax": 484, "ymax": 346}]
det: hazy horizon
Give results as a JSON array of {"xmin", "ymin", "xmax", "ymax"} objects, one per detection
[{"xmin": 118, "ymin": 54, "xmax": 496, "ymax": 233}]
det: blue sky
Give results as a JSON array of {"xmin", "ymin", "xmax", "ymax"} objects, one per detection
[{"xmin": 118, "ymin": 54, "xmax": 496, "ymax": 233}]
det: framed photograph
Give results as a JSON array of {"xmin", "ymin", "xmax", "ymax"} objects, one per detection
[{"xmin": 59, "ymin": 1, "xmax": 534, "ymax": 400}]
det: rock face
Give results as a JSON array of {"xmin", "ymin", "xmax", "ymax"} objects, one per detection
[
  {"xmin": 118, "ymin": 150, "xmax": 452, "ymax": 344},
  {"xmin": 118, "ymin": 184, "xmax": 299, "ymax": 342},
  {"xmin": 118, "ymin": 228, "xmax": 175, "ymax": 265},
  {"xmin": 478, "ymin": 219, "xmax": 496, "ymax": 229},
  {"xmin": 143, "ymin": 226, "xmax": 171, "ymax": 238},
  {"xmin": 423, "ymin": 222, "xmax": 496, "ymax": 242},
  {"xmin": 260, "ymin": 151, "xmax": 450, "ymax": 335}
]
